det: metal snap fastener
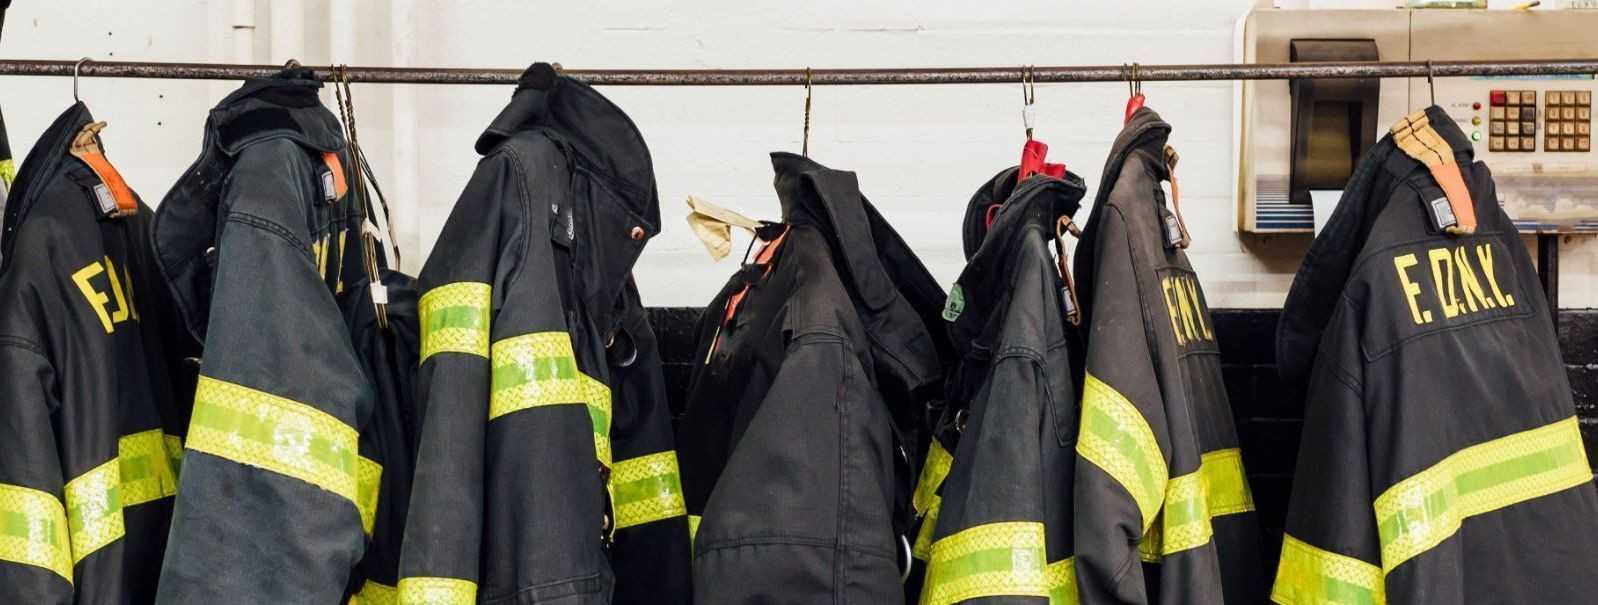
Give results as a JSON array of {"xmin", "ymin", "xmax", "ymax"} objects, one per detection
[{"xmin": 629, "ymin": 226, "xmax": 645, "ymax": 240}]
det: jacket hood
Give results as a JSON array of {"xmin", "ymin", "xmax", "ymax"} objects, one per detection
[
  {"xmin": 151, "ymin": 67, "xmax": 346, "ymax": 342},
  {"xmin": 1276, "ymin": 105, "xmax": 1472, "ymax": 383},
  {"xmin": 477, "ymin": 65, "xmax": 661, "ymax": 331},
  {"xmin": 949, "ymin": 169, "xmax": 1086, "ymax": 352},
  {"xmin": 2, "ymin": 102, "xmax": 94, "ymax": 262}
]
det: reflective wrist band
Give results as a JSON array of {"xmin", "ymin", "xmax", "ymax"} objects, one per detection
[
  {"xmin": 1272, "ymin": 534, "xmax": 1384, "ymax": 605},
  {"xmin": 357, "ymin": 457, "xmax": 382, "ymax": 535},
  {"xmin": 397, "ymin": 576, "xmax": 477, "ymax": 605},
  {"xmin": 1374, "ymin": 416, "xmax": 1591, "ymax": 572},
  {"xmin": 1078, "ymin": 373, "xmax": 1167, "ymax": 530},
  {"xmin": 188, "ymin": 376, "xmax": 360, "ymax": 506},
  {"xmin": 611, "ymin": 451, "xmax": 686, "ymax": 529},
  {"xmin": 922, "ymin": 521, "xmax": 1049, "ymax": 604},
  {"xmin": 350, "ymin": 579, "xmax": 397, "ymax": 605},
  {"xmin": 420, "ymin": 282, "xmax": 491, "ymax": 362},
  {"xmin": 1139, "ymin": 447, "xmax": 1256, "ymax": 561},
  {"xmin": 119, "ymin": 429, "xmax": 181, "ymax": 507},
  {"xmin": 489, "ymin": 332, "xmax": 613, "ymax": 467},
  {"xmin": 1045, "ymin": 557, "xmax": 1079, "ymax": 605},
  {"xmin": 0, "ymin": 483, "xmax": 72, "ymax": 582}
]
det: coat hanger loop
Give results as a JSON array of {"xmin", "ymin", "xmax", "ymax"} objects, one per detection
[
  {"xmin": 803, "ymin": 67, "xmax": 813, "ymax": 157},
  {"xmin": 73, "ymin": 57, "xmax": 92, "ymax": 102},
  {"xmin": 283, "ymin": 58, "xmax": 302, "ymax": 69},
  {"xmin": 1426, "ymin": 60, "xmax": 1436, "ymax": 107}
]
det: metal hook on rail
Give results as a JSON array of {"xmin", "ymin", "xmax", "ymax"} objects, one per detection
[
  {"xmin": 803, "ymin": 67, "xmax": 813, "ymax": 157},
  {"xmin": 73, "ymin": 57, "xmax": 92, "ymax": 102},
  {"xmin": 1426, "ymin": 59, "xmax": 1437, "ymax": 107},
  {"xmin": 1022, "ymin": 65, "xmax": 1038, "ymax": 140}
]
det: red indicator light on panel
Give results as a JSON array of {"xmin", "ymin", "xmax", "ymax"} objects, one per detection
[
  {"xmin": 1490, "ymin": 91, "xmax": 1507, "ymax": 106},
  {"xmin": 1473, "ymin": 102, "xmax": 1483, "ymax": 110}
]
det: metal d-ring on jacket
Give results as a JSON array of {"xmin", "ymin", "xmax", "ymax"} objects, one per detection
[
  {"xmin": 1071, "ymin": 106, "xmax": 1262, "ymax": 604},
  {"xmin": 676, "ymin": 152, "xmax": 951, "ymax": 604},
  {"xmin": 915, "ymin": 167, "xmax": 1089, "ymax": 605},
  {"xmin": 0, "ymin": 102, "xmax": 193, "ymax": 604},
  {"xmin": 1272, "ymin": 106, "xmax": 1598, "ymax": 604},
  {"xmin": 151, "ymin": 66, "xmax": 395, "ymax": 603},
  {"xmin": 396, "ymin": 63, "xmax": 690, "ymax": 604}
]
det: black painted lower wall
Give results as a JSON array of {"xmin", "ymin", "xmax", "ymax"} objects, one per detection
[{"xmin": 646, "ymin": 307, "xmax": 1598, "ymax": 571}]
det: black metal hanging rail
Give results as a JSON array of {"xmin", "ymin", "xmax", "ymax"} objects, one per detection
[{"xmin": 1, "ymin": 58, "xmax": 1597, "ymax": 85}]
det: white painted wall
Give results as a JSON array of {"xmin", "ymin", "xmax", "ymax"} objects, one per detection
[{"xmin": 2, "ymin": 1, "xmax": 1592, "ymax": 307}]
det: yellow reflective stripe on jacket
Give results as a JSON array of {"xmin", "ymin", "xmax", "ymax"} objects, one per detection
[
  {"xmin": 357, "ymin": 457, "xmax": 383, "ymax": 535},
  {"xmin": 611, "ymin": 451, "xmax": 686, "ymax": 529},
  {"xmin": 164, "ymin": 434, "xmax": 184, "ymax": 476},
  {"xmin": 914, "ymin": 440, "xmax": 953, "ymax": 516},
  {"xmin": 1045, "ymin": 557, "xmax": 1078, "ymax": 604},
  {"xmin": 0, "ymin": 158, "xmax": 14, "ymax": 189},
  {"xmin": 912, "ymin": 499, "xmax": 940, "ymax": 561},
  {"xmin": 1138, "ymin": 447, "xmax": 1256, "ymax": 561},
  {"xmin": 688, "ymin": 514, "xmax": 701, "ymax": 545},
  {"xmin": 120, "ymin": 429, "xmax": 181, "ymax": 507},
  {"xmin": 0, "ymin": 483, "xmax": 72, "ymax": 582},
  {"xmin": 1271, "ymin": 534, "xmax": 1384, "ymax": 605},
  {"xmin": 64, "ymin": 458, "xmax": 123, "ymax": 563},
  {"xmin": 1077, "ymin": 373, "xmax": 1166, "ymax": 529},
  {"xmin": 1373, "ymin": 416, "xmax": 1590, "ymax": 572},
  {"xmin": 419, "ymin": 282, "xmax": 491, "ymax": 362},
  {"xmin": 921, "ymin": 521, "xmax": 1048, "ymax": 605},
  {"xmin": 397, "ymin": 576, "xmax": 477, "ymax": 605},
  {"xmin": 350, "ymin": 579, "xmax": 397, "ymax": 605},
  {"xmin": 188, "ymin": 376, "xmax": 360, "ymax": 505},
  {"xmin": 489, "ymin": 332, "xmax": 613, "ymax": 466}
]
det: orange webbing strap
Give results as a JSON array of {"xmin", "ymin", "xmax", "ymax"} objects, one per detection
[
  {"xmin": 1391, "ymin": 110, "xmax": 1477, "ymax": 234},
  {"xmin": 1055, "ymin": 216, "xmax": 1082, "ymax": 326},
  {"xmin": 68, "ymin": 122, "xmax": 137, "ymax": 219},
  {"xmin": 322, "ymin": 152, "xmax": 349, "ymax": 201},
  {"xmin": 1163, "ymin": 144, "xmax": 1191, "ymax": 249}
]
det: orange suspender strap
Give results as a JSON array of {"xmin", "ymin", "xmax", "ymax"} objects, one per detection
[
  {"xmin": 68, "ymin": 122, "xmax": 138, "ymax": 218},
  {"xmin": 1391, "ymin": 110, "xmax": 1477, "ymax": 235},
  {"xmin": 322, "ymin": 152, "xmax": 349, "ymax": 201}
]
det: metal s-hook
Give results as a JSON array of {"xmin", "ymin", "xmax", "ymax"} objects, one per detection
[
  {"xmin": 1131, "ymin": 62, "xmax": 1142, "ymax": 97},
  {"xmin": 1426, "ymin": 60, "xmax": 1436, "ymax": 107},
  {"xmin": 803, "ymin": 67, "xmax": 813, "ymax": 157},
  {"xmin": 1022, "ymin": 65, "xmax": 1037, "ymax": 140},
  {"xmin": 73, "ymin": 57, "xmax": 92, "ymax": 102}
]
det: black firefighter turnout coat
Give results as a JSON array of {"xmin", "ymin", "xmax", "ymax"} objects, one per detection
[
  {"xmin": 1272, "ymin": 106, "xmax": 1598, "ymax": 605},
  {"xmin": 0, "ymin": 103, "xmax": 192, "ymax": 603},
  {"xmin": 676, "ymin": 153, "xmax": 950, "ymax": 604},
  {"xmin": 151, "ymin": 67, "xmax": 403, "ymax": 603},
  {"xmin": 1071, "ymin": 107, "xmax": 1262, "ymax": 604},
  {"xmin": 397, "ymin": 65, "xmax": 690, "ymax": 604},
  {"xmin": 915, "ymin": 168, "xmax": 1087, "ymax": 605}
]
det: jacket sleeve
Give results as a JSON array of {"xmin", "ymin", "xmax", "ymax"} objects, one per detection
[
  {"xmin": 1073, "ymin": 207, "xmax": 1173, "ymax": 604},
  {"xmin": 0, "ymin": 341, "xmax": 72, "ymax": 604},
  {"xmin": 158, "ymin": 143, "xmax": 372, "ymax": 603},
  {"xmin": 1270, "ymin": 322, "xmax": 1382, "ymax": 605},
  {"xmin": 396, "ymin": 153, "xmax": 519, "ymax": 604}
]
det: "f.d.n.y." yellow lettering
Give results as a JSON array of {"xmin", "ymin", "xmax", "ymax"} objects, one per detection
[{"xmin": 1392, "ymin": 243, "xmax": 1515, "ymax": 326}]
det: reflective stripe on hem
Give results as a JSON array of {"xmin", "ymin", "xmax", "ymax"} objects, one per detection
[
  {"xmin": 611, "ymin": 451, "xmax": 686, "ymax": 529},
  {"xmin": 397, "ymin": 576, "xmax": 477, "ymax": 605},
  {"xmin": 1077, "ymin": 373, "xmax": 1167, "ymax": 529},
  {"xmin": 64, "ymin": 458, "xmax": 123, "ymax": 563},
  {"xmin": 357, "ymin": 457, "xmax": 382, "ymax": 535},
  {"xmin": 351, "ymin": 579, "xmax": 398, "ymax": 605},
  {"xmin": 921, "ymin": 521, "xmax": 1048, "ymax": 605},
  {"xmin": 187, "ymin": 376, "xmax": 360, "ymax": 505},
  {"xmin": 419, "ymin": 282, "xmax": 491, "ymax": 361},
  {"xmin": 1374, "ymin": 416, "xmax": 1591, "ymax": 572},
  {"xmin": 1138, "ymin": 447, "xmax": 1255, "ymax": 561},
  {"xmin": 489, "ymin": 332, "xmax": 612, "ymax": 466},
  {"xmin": 0, "ymin": 483, "xmax": 71, "ymax": 583},
  {"xmin": 1271, "ymin": 534, "xmax": 1384, "ymax": 605},
  {"xmin": 120, "ymin": 429, "xmax": 181, "ymax": 507},
  {"xmin": 1045, "ymin": 557, "xmax": 1078, "ymax": 604},
  {"xmin": 914, "ymin": 440, "xmax": 953, "ymax": 516}
]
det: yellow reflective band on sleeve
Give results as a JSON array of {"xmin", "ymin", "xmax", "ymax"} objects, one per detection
[
  {"xmin": 489, "ymin": 332, "xmax": 613, "ymax": 467},
  {"xmin": 921, "ymin": 521, "xmax": 1048, "ymax": 605},
  {"xmin": 1045, "ymin": 557, "xmax": 1078, "ymax": 604},
  {"xmin": 1373, "ymin": 416, "xmax": 1590, "ymax": 573},
  {"xmin": 357, "ymin": 457, "xmax": 383, "ymax": 535},
  {"xmin": 914, "ymin": 439, "xmax": 953, "ymax": 516},
  {"xmin": 350, "ymin": 579, "xmax": 397, "ymax": 605},
  {"xmin": 912, "ymin": 499, "xmax": 940, "ymax": 561},
  {"xmin": 0, "ymin": 483, "xmax": 72, "ymax": 583},
  {"xmin": 1271, "ymin": 534, "xmax": 1385, "ymax": 605},
  {"xmin": 1077, "ymin": 373, "xmax": 1167, "ymax": 530},
  {"xmin": 188, "ymin": 376, "xmax": 360, "ymax": 505},
  {"xmin": 64, "ymin": 458, "xmax": 124, "ymax": 563},
  {"xmin": 119, "ymin": 430, "xmax": 181, "ymax": 507},
  {"xmin": 611, "ymin": 451, "xmax": 686, "ymax": 529},
  {"xmin": 397, "ymin": 576, "xmax": 477, "ymax": 605},
  {"xmin": 1137, "ymin": 447, "xmax": 1256, "ymax": 562},
  {"xmin": 419, "ymin": 282, "xmax": 491, "ymax": 362}
]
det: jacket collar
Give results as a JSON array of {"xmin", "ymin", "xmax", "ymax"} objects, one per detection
[
  {"xmin": 949, "ymin": 169, "xmax": 1086, "ymax": 352},
  {"xmin": 1276, "ymin": 105, "xmax": 1470, "ymax": 383},
  {"xmin": 210, "ymin": 67, "xmax": 344, "ymax": 155},
  {"xmin": 770, "ymin": 152, "xmax": 898, "ymax": 311},
  {"xmin": 1, "ymin": 102, "xmax": 94, "ymax": 262}
]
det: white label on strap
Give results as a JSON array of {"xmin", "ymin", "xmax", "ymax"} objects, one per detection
[
  {"xmin": 93, "ymin": 183, "xmax": 117, "ymax": 215},
  {"xmin": 321, "ymin": 170, "xmax": 337, "ymax": 204},
  {"xmin": 370, "ymin": 283, "xmax": 389, "ymax": 305}
]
